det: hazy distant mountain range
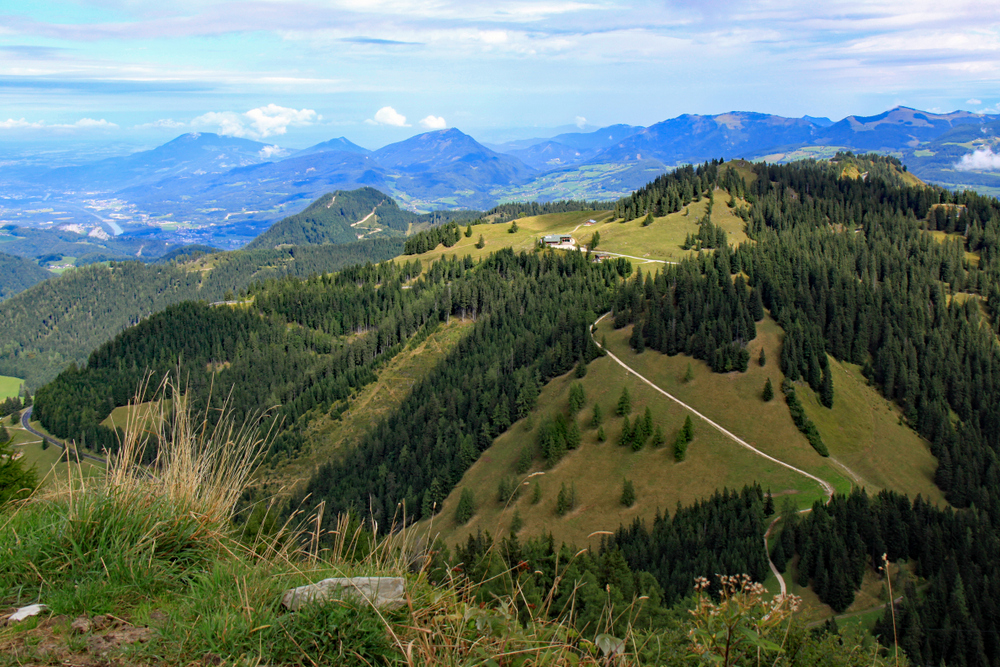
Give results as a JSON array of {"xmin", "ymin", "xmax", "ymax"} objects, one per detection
[{"xmin": 0, "ymin": 105, "xmax": 997, "ymax": 251}]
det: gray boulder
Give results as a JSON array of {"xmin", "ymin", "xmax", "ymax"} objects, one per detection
[{"xmin": 281, "ymin": 576, "xmax": 406, "ymax": 611}]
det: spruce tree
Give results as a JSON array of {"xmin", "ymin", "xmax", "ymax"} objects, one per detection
[
  {"xmin": 759, "ymin": 347, "xmax": 767, "ymax": 367},
  {"xmin": 621, "ymin": 479, "xmax": 636, "ymax": 507},
  {"xmin": 617, "ymin": 385, "xmax": 632, "ymax": 416},
  {"xmin": 556, "ymin": 482, "xmax": 575, "ymax": 515},
  {"xmin": 762, "ymin": 377, "xmax": 774, "ymax": 402},
  {"xmin": 475, "ymin": 234, "xmax": 485, "ymax": 249},
  {"xmin": 630, "ymin": 322, "xmax": 645, "ymax": 352},
  {"xmin": 674, "ymin": 432, "xmax": 688, "ymax": 462},
  {"xmin": 652, "ymin": 424, "xmax": 665, "ymax": 447},
  {"xmin": 682, "ymin": 415, "xmax": 694, "ymax": 442},
  {"xmin": 820, "ymin": 366, "xmax": 834, "ymax": 408},
  {"xmin": 683, "ymin": 363, "xmax": 694, "ymax": 383},
  {"xmin": 465, "ymin": 224, "xmax": 473, "ymax": 237},
  {"xmin": 597, "ymin": 425, "xmax": 606, "ymax": 442},
  {"xmin": 591, "ymin": 403, "xmax": 603, "ymax": 429},
  {"xmin": 516, "ymin": 445, "xmax": 532, "ymax": 474},
  {"xmin": 455, "ymin": 488, "xmax": 476, "ymax": 524},
  {"xmin": 510, "ymin": 509, "xmax": 523, "ymax": 534},
  {"xmin": 619, "ymin": 416, "xmax": 632, "ymax": 447},
  {"xmin": 569, "ymin": 383, "xmax": 585, "ymax": 414},
  {"xmin": 566, "ymin": 420, "xmax": 581, "ymax": 450}
]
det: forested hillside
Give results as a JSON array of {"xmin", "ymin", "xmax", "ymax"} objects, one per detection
[
  {"xmin": 29, "ymin": 154, "xmax": 1000, "ymax": 667},
  {"xmin": 0, "ymin": 251, "xmax": 50, "ymax": 300},
  {"xmin": 0, "ymin": 237, "xmax": 405, "ymax": 386},
  {"xmin": 245, "ymin": 187, "xmax": 478, "ymax": 249}
]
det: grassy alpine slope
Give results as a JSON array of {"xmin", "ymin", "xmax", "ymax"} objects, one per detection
[{"xmin": 1, "ymin": 378, "xmax": 901, "ymax": 667}]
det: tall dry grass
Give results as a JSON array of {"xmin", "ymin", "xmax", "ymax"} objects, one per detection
[{"xmin": 106, "ymin": 373, "xmax": 273, "ymax": 525}]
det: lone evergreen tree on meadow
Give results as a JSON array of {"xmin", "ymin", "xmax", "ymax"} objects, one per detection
[
  {"xmin": 464, "ymin": 223, "xmax": 473, "ymax": 237},
  {"xmin": 475, "ymin": 234, "xmax": 485, "ymax": 249},
  {"xmin": 763, "ymin": 377, "xmax": 774, "ymax": 402},
  {"xmin": 759, "ymin": 348, "xmax": 767, "ymax": 367},
  {"xmin": 621, "ymin": 479, "xmax": 636, "ymax": 507}
]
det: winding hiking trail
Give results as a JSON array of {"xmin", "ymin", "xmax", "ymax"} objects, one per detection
[{"xmin": 592, "ymin": 313, "xmax": 837, "ymax": 595}]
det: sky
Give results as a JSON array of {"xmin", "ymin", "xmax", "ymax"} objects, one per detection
[{"xmin": 1, "ymin": 0, "xmax": 999, "ymax": 150}]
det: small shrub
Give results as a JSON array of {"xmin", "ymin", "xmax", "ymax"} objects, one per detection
[{"xmin": 683, "ymin": 363, "xmax": 694, "ymax": 383}]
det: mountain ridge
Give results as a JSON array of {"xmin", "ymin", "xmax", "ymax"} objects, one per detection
[{"xmin": 1, "ymin": 106, "xmax": 996, "ymax": 249}]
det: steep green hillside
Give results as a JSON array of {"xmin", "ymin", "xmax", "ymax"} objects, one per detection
[
  {"xmin": 0, "ymin": 251, "xmax": 50, "ymax": 300},
  {"xmin": 246, "ymin": 187, "xmax": 478, "ymax": 250},
  {"xmin": 0, "ymin": 236, "xmax": 405, "ymax": 387}
]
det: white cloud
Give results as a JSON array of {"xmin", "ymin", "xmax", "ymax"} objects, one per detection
[
  {"xmin": 968, "ymin": 98, "xmax": 982, "ymax": 105},
  {"xmin": 956, "ymin": 147, "xmax": 1000, "ymax": 171},
  {"xmin": 258, "ymin": 145, "xmax": 285, "ymax": 159},
  {"xmin": 135, "ymin": 118, "xmax": 187, "ymax": 130},
  {"xmin": 0, "ymin": 118, "xmax": 44, "ymax": 130},
  {"xmin": 72, "ymin": 118, "xmax": 118, "ymax": 129},
  {"xmin": 368, "ymin": 106, "xmax": 410, "ymax": 127},
  {"xmin": 575, "ymin": 115, "xmax": 587, "ymax": 129},
  {"xmin": 192, "ymin": 111, "xmax": 248, "ymax": 137},
  {"xmin": 191, "ymin": 105, "xmax": 319, "ymax": 139},
  {"xmin": 419, "ymin": 115, "xmax": 447, "ymax": 129},
  {"xmin": 245, "ymin": 104, "xmax": 319, "ymax": 137},
  {"xmin": 0, "ymin": 117, "xmax": 116, "ymax": 131}
]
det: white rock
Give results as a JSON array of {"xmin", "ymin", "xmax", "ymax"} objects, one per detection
[
  {"xmin": 8, "ymin": 604, "xmax": 47, "ymax": 622},
  {"xmin": 281, "ymin": 577, "xmax": 405, "ymax": 611}
]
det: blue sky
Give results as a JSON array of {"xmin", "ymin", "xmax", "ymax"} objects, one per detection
[{"xmin": 1, "ymin": 0, "xmax": 999, "ymax": 149}]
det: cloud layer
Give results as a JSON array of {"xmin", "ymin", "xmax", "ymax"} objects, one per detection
[
  {"xmin": 956, "ymin": 147, "xmax": 1000, "ymax": 172},
  {"xmin": 2, "ymin": 0, "xmax": 1000, "ymax": 144},
  {"xmin": 191, "ymin": 105, "xmax": 319, "ymax": 139},
  {"xmin": 0, "ymin": 117, "xmax": 118, "ymax": 131}
]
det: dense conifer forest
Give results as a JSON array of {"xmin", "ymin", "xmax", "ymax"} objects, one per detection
[
  {"xmin": 30, "ymin": 154, "xmax": 1000, "ymax": 666},
  {"xmin": 0, "ymin": 251, "xmax": 51, "ymax": 300},
  {"xmin": 0, "ymin": 237, "xmax": 405, "ymax": 386}
]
